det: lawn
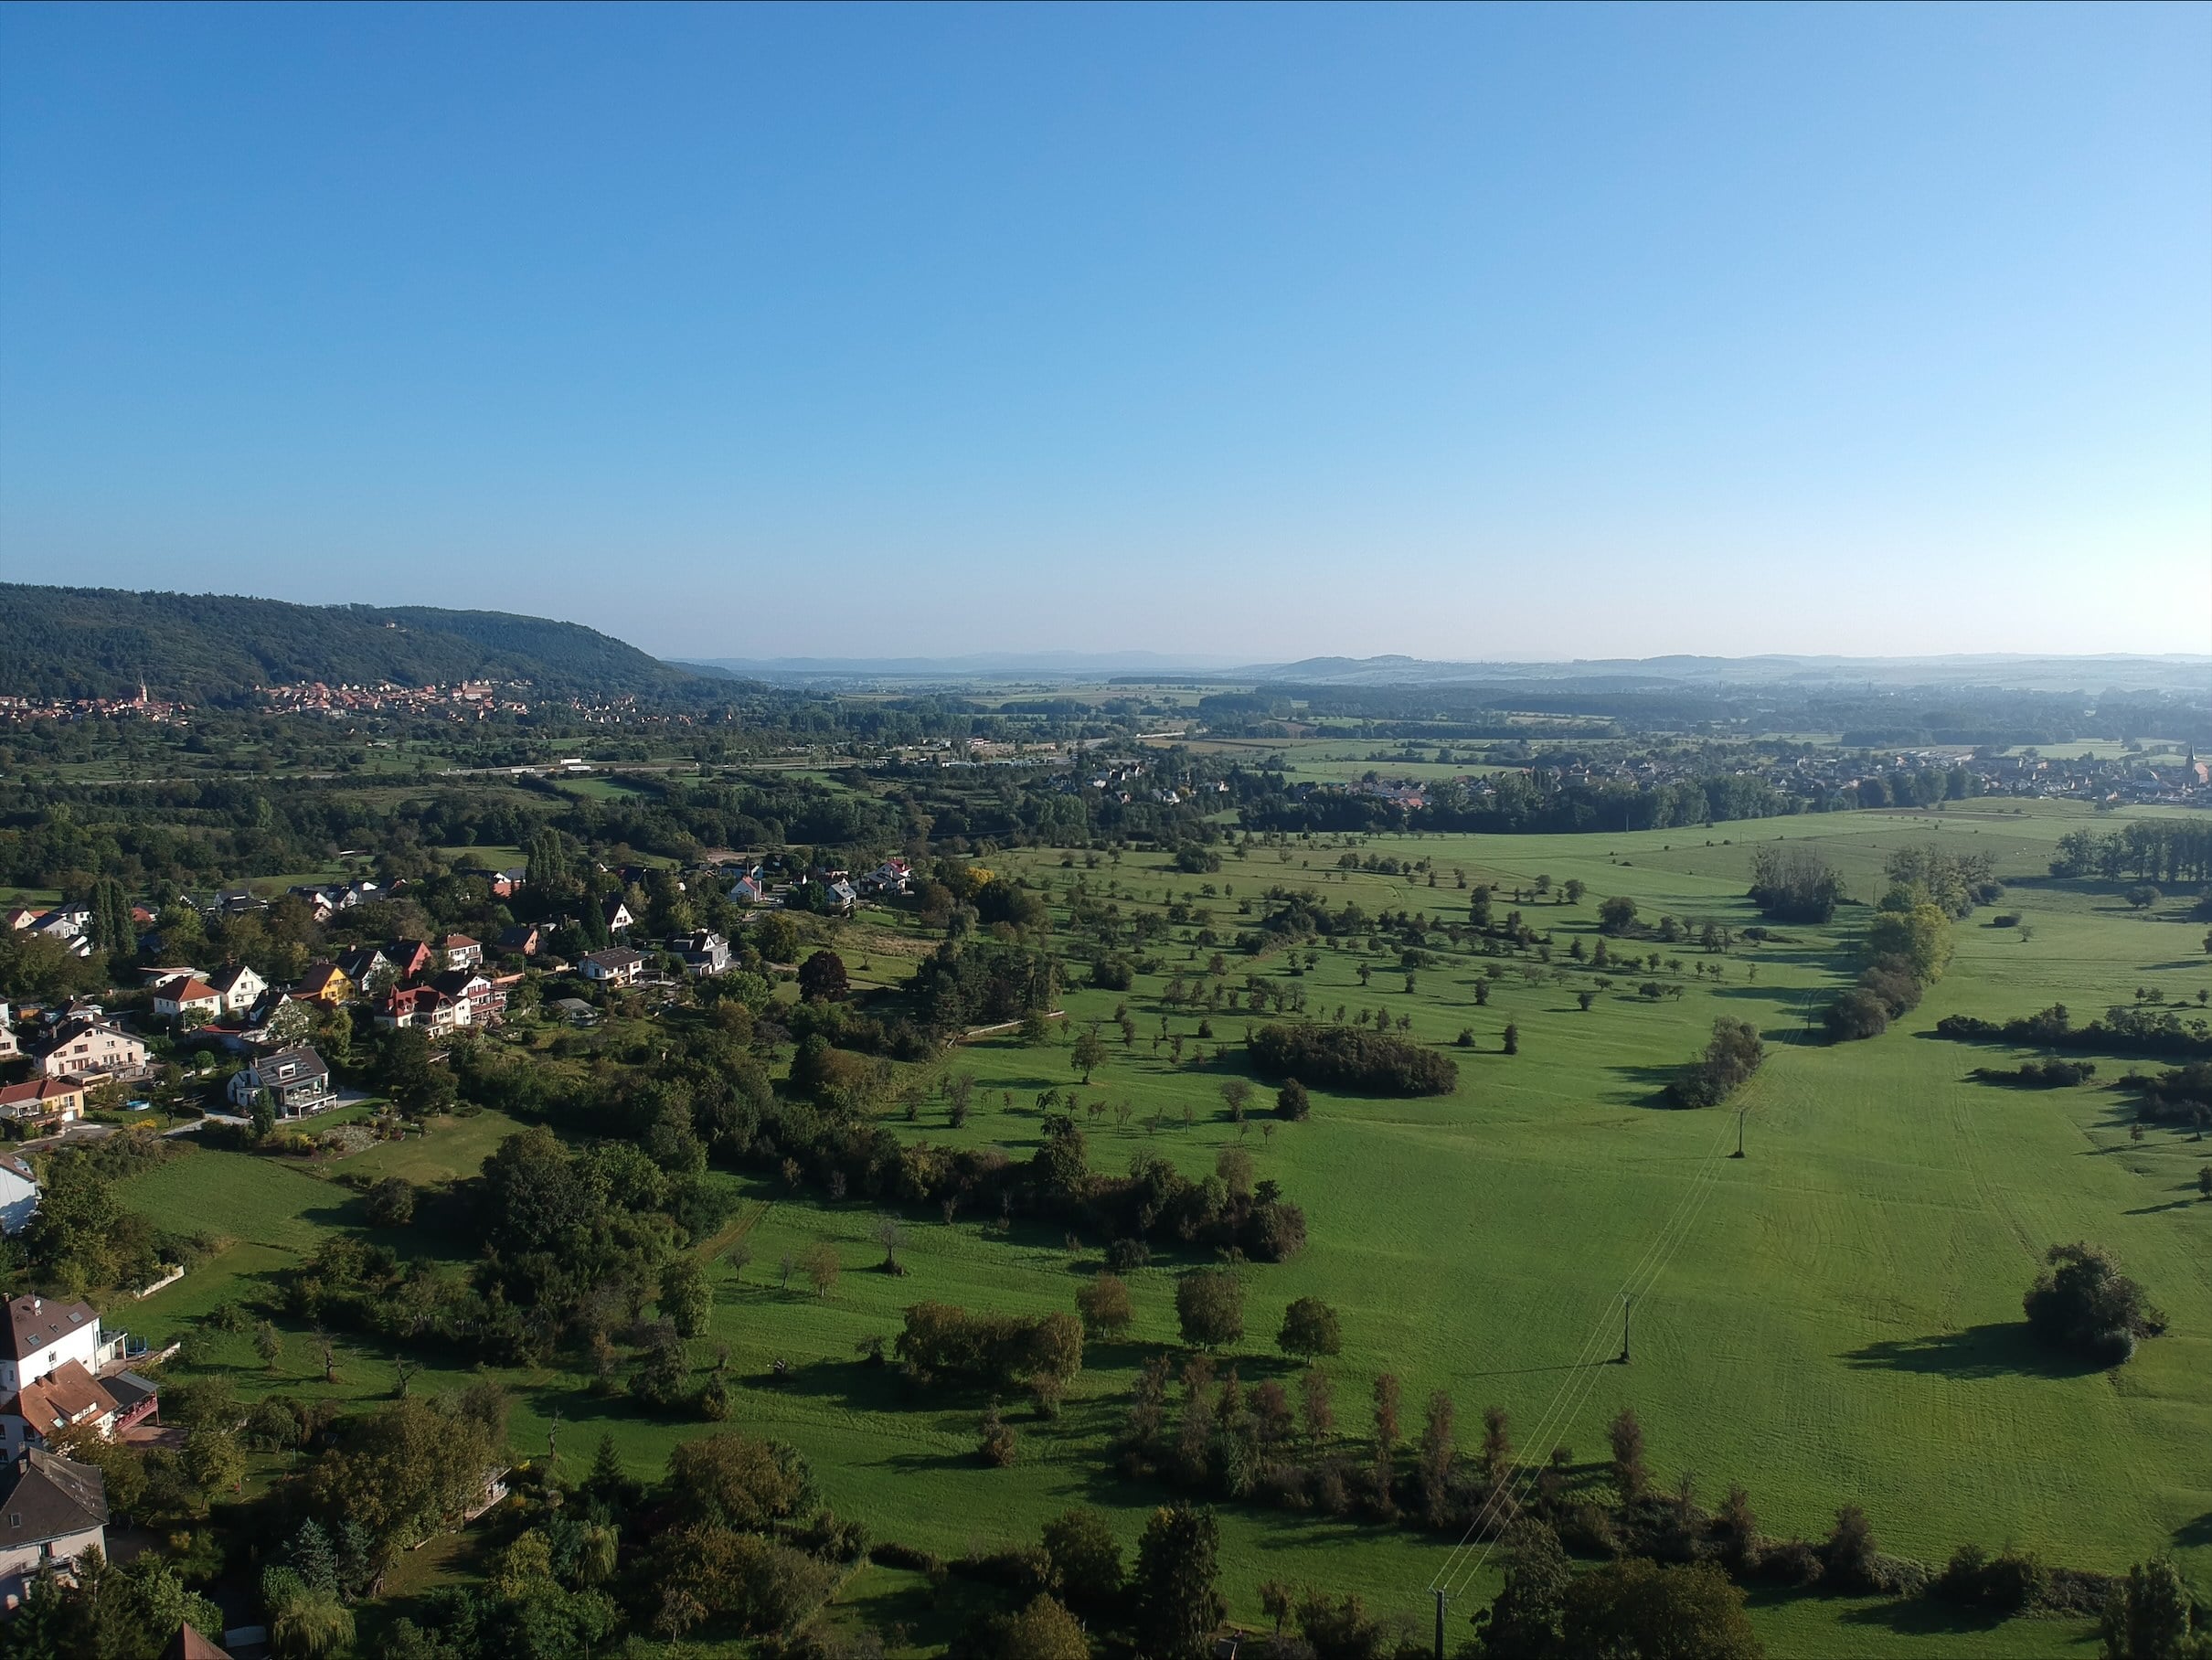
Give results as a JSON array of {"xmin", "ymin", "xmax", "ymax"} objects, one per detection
[{"xmin": 123, "ymin": 800, "xmax": 2210, "ymax": 1656}]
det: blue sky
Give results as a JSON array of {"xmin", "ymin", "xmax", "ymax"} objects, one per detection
[{"xmin": 3, "ymin": 2, "xmax": 2207, "ymax": 662}]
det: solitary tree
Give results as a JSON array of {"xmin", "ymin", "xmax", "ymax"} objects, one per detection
[
  {"xmin": 873, "ymin": 1215, "xmax": 907, "ymax": 1274},
  {"xmin": 1277, "ymin": 1295, "xmax": 1343, "ymax": 1359},
  {"xmin": 1175, "ymin": 1268, "xmax": 1245, "ymax": 1350},
  {"xmin": 797, "ymin": 949, "xmax": 849, "ymax": 1002},
  {"xmin": 1076, "ymin": 1273, "xmax": 1134, "ymax": 1340},
  {"xmin": 1072, "ymin": 1025, "xmax": 1107, "ymax": 1085}
]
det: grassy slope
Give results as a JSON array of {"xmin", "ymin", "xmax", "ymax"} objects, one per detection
[{"xmin": 120, "ymin": 801, "xmax": 2209, "ymax": 1657}]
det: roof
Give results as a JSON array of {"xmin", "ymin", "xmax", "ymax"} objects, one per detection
[
  {"xmin": 0, "ymin": 1449, "xmax": 107, "ymax": 1548},
  {"xmin": 156, "ymin": 975, "xmax": 220, "ymax": 1003},
  {"xmin": 582, "ymin": 947, "xmax": 645, "ymax": 970},
  {"xmin": 430, "ymin": 969, "xmax": 491, "ymax": 996},
  {"xmin": 103, "ymin": 1370, "xmax": 159, "ymax": 1416},
  {"xmin": 164, "ymin": 1625, "xmax": 233, "ymax": 1660},
  {"xmin": 0, "ymin": 1078, "xmax": 84, "ymax": 1112},
  {"xmin": 4, "ymin": 1359, "xmax": 117, "ymax": 1434},
  {"xmin": 208, "ymin": 965, "xmax": 259, "ymax": 993},
  {"xmin": 443, "ymin": 932, "xmax": 480, "ymax": 949},
  {"xmin": 3, "ymin": 1294, "xmax": 101, "ymax": 1363},
  {"xmin": 495, "ymin": 924, "xmax": 539, "ymax": 946},
  {"xmin": 37, "ymin": 1016, "xmax": 141, "ymax": 1053},
  {"xmin": 252, "ymin": 1046, "xmax": 328, "ymax": 1083},
  {"xmin": 298, "ymin": 961, "xmax": 348, "ymax": 985}
]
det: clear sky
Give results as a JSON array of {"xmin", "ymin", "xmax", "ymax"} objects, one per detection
[{"xmin": 3, "ymin": 2, "xmax": 2207, "ymax": 663}]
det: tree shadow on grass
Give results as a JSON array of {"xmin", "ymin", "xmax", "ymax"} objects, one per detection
[
  {"xmin": 2175, "ymin": 1513, "xmax": 2212, "ymax": 1549},
  {"xmin": 1833, "ymin": 1595, "xmax": 2022, "ymax": 1639},
  {"xmin": 1841, "ymin": 1324, "xmax": 2102, "ymax": 1381},
  {"xmin": 1604, "ymin": 1063, "xmax": 1681, "ymax": 1106}
]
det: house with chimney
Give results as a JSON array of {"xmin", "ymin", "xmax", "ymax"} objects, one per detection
[
  {"xmin": 0, "ymin": 1448, "xmax": 108, "ymax": 1608},
  {"xmin": 34, "ymin": 1017, "xmax": 149, "ymax": 1082},
  {"xmin": 226, "ymin": 1047, "xmax": 333, "ymax": 1118},
  {"xmin": 0, "ymin": 1293, "xmax": 148, "ymax": 1464}
]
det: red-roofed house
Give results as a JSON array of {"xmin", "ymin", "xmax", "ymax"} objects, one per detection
[{"xmin": 151, "ymin": 974, "xmax": 223, "ymax": 1026}]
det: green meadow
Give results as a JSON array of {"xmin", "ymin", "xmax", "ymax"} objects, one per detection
[{"xmin": 122, "ymin": 801, "xmax": 2210, "ymax": 1656}]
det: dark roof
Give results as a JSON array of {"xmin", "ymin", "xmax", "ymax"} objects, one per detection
[
  {"xmin": 430, "ymin": 968, "xmax": 490, "ymax": 996},
  {"xmin": 0, "ymin": 1447, "xmax": 108, "ymax": 1547},
  {"xmin": 252, "ymin": 1046, "xmax": 328, "ymax": 1084},
  {"xmin": 583, "ymin": 948, "xmax": 644, "ymax": 970},
  {"xmin": 104, "ymin": 1370, "xmax": 159, "ymax": 1415},
  {"xmin": 164, "ymin": 1621, "xmax": 232, "ymax": 1659},
  {"xmin": 4, "ymin": 1294, "xmax": 99, "ymax": 1363}
]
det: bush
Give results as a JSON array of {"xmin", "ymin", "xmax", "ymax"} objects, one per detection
[
  {"xmin": 1748, "ymin": 846, "xmax": 1844, "ymax": 923},
  {"xmin": 897, "ymin": 1303, "xmax": 1083, "ymax": 1390},
  {"xmin": 2023, "ymin": 1242, "xmax": 2163, "ymax": 1366},
  {"xmin": 362, "ymin": 1186, "xmax": 418, "ymax": 1239},
  {"xmin": 1665, "ymin": 1016, "xmax": 1763, "ymax": 1108},
  {"xmin": 1937, "ymin": 1543, "xmax": 2048, "ymax": 1612},
  {"xmin": 977, "ymin": 1402, "xmax": 1019, "ymax": 1467},
  {"xmin": 1824, "ymin": 988, "xmax": 1890, "ymax": 1042},
  {"xmin": 1275, "ymin": 1078, "xmax": 1311, "ymax": 1121},
  {"xmin": 1105, "ymin": 1237, "xmax": 1152, "ymax": 1274},
  {"xmin": 1090, "ymin": 955, "xmax": 1135, "ymax": 992},
  {"xmin": 1248, "ymin": 1023, "xmax": 1457, "ymax": 1097}
]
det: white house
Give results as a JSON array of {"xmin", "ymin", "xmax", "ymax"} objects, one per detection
[
  {"xmin": 227, "ymin": 1047, "xmax": 333, "ymax": 1119},
  {"xmin": 207, "ymin": 963, "xmax": 267, "ymax": 1015},
  {"xmin": 0, "ymin": 1162, "xmax": 35, "ymax": 1238},
  {"xmin": 151, "ymin": 974, "xmax": 224, "ymax": 1025},
  {"xmin": 580, "ymin": 947, "xmax": 645, "ymax": 986},
  {"xmin": 0, "ymin": 1005, "xmax": 17, "ymax": 1064}
]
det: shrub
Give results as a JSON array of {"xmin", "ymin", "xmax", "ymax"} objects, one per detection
[
  {"xmin": 1248, "ymin": 1023, "xmax": 1457, "ymax": 1096},
  {"xmin": 363, "ymin": 1177, "xmax": 416, "ymax": 1228},
  {"xmin": 897, "ymin": 1303, "xmax": 1084, "ymax": 1389},
  {"xmin": 1824, "ymin": 987, "xmax": 1890, "ymax": 1042},
  {"xmin": 1665, "ymin": 1016, "xmax": 1763, "ymax": 1108},
  {"xmin": 1275, "ymin": 1078, "xmax": 1312, "ymax": 1121},
  {"xmin": 2023, "ymin": 1242, "xmax": 2163, "ymax": 1366},
  {"xmin": 1937, "ymin": 1543, "xmax": 2048, "ymax": 1612},
  {"xmin": 1105, "ymin": 1237, "xmax": 1152, "ymax": 1274},
  {"xmin": 977, "ymin": 1402, "xmax": 1019, "ymax": 1467},
  {"xmin": 1748, "ymin": 846, "xmax": 1844, "ymax": 923},
  {"xmin": 1090, "ymin": 955, "xmax": 1135, "ymax": 992}
]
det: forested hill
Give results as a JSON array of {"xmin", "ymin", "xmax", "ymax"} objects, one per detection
[{"xmin": 0, "ymin": 585, "xmax": 726, "ymax": 702}]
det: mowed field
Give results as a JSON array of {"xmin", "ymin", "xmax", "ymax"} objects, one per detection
[{"xmin": 122, "ymin": 801, "xmax": 2210, "ymax": 1656}]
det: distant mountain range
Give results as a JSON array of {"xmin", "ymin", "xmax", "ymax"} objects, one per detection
[
  {"xmin": 679, "ymin": 650, "xmax": 1246, "ymax": 682},
  {"xmin": 4, "ymin": 583, "xmax": 2198, "ymax": 704},
  {"xmin": 0, "ymin": 584, "xmax": 733, "ymax": 703},
  {"xmin": 689, "ymin": 648, "xmax": 2212, "ymax": 694}
]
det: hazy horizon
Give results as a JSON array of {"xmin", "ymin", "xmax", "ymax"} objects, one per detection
[{"xmin": 4, "ymin": 4, "xmax": 2207, "ymax": 660}]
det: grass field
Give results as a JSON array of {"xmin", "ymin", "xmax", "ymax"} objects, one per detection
[{"xmin": 124, "ymin": 800, "xmax": 2210, "ymax": 1655}]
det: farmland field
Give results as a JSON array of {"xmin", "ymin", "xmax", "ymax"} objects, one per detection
[{"xmin": 126, "ymin": 801, "xmax": 2210, "ymax": 1656}]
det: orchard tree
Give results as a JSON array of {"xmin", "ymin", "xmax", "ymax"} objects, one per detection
[
  {"xmin": 1277, "ymin": 1296, "xmax": 1342, "ymax": 1359},
  {"xmin": 1175, "ymin": 1268, "xmax": 1244, "ymax": 1350},
  {"xmin": 1130, "ymin": 1505, "xmax": 1225, "ymax": 1660}
]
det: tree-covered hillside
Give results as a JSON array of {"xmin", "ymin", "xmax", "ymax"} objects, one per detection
[{"xmin": 0, "ymin": 584, "xmax": 722, "ymax": 702}]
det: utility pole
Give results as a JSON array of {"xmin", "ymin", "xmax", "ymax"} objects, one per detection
[
  {"xmin": 1732, "ymin": 1104, "xmax": 1746, "ymax": 1159},
  {"xmin": 1433, "ymin": 1590, "xmax": 1448, "ymax": 1660},
  {"xmin": 1620, "ymin": 1294, "xmax": 1633, "ymax": 1365}
]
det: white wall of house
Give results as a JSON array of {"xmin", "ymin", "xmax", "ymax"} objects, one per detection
[{"xmin": 0, "ymin": 1312, "xmax": 101, "ymax": 1394}]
